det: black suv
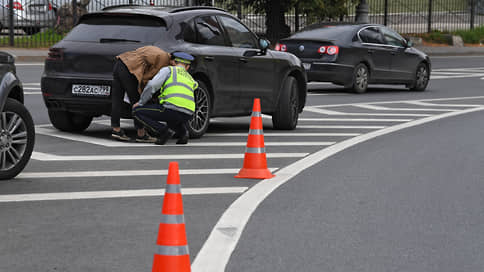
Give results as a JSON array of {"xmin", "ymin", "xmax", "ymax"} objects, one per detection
[{"xmin": 41, "ymin": 6, "xmax": 307, "ymax": 137}]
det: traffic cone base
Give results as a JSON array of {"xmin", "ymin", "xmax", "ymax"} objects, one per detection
[
  {"xmin": 153, "ymin": 254, "xmax": 191, "ymax": 272},
  {"xmin": 235, "ymin": 167, "xmax": 274, "ymax": 179}
]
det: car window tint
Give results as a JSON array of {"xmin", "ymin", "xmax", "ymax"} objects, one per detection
[
  {"xmin": 380, "ymin": 27, "xmax": 405, "ymax": 47},
  {"xmin": 218, "ymin": 16, "xmax": 257, "ymax": 49},
  {"xmin": 64, "ymin": 16, "xmax": 166, "ymax": 43},
  {"xmin": 195, "ymin": 16, "xmax": 225, "ymax": 46},
  {"xmin": 359, "ymin": 27, "xmax": 384, "ymax": 44},
  {"xmin": 182, "ymin": 19, "xmax": 197, "ymax": 43}
]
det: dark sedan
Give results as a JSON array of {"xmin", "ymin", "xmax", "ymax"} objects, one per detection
[
  {"xmin": 41, "ymin": 6, "xmax": 307, "ymax": 137},
  {"xmin": 276, "ymin": 23, "xmax": 431, "ymax": 93}
]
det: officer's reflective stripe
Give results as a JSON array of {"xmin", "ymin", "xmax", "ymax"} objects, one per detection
[
  {"xmin": 156, "ymin": 245, "xmax": 189, "ymax": 256},
  {"xmin": 163, "ymin": 93, "xmax": 194, "ymax": 102},
  {"xmin": 252, "ymin": 112, "xmax": 261, "ymax": 117},
  {"xmin": 164, "ymin": 82, "xmax": 196, "ymax": 94},
  {"xmin": 245, "ymin": 147, "xmax": 265, "ymax": 154},
  {"xmin": 172, "ymin": 66, "xmax": 178, "ymax": 81},
  {"xmin": 160, "ymin": 214, "xmax": 185, "ymax": 224},
  {"xmin": 249, "ymin": 129, "xmax": 263, "ymax": 135},
  {"xmin": 165, "ymin": 184, "xmax": 181, "ymax": 194}
]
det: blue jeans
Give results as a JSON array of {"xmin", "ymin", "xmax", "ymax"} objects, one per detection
[{"xmin": 132, "ymin": 104, "xmax": 192, "ymax": 136}]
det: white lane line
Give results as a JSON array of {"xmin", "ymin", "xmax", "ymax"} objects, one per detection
[
  {"xmin": 353, "ymin": 104, "xmax": 456, "ymax": 112},
  {"xmin": 18, "ymin": 168, "xmax": 279, "ymax": 179},
  {"xmin": 31, "ymin": 151, "xmax": 308, "ymax": 161},
  {"xmin": 311, "ymin": 96, "xmax": 484, "ymax": 108},
  {"xmin": 432, "ymin": 67, "xmax": 484, "ymax": 71},
  {"xmin": 431, "ymin": 74, "xmax": 484, "ymax": 79},
  {"xmin": 299, "ymin": 117, "xmax": 412, "ymax": 122},
  {"xmin": 404, "ymin": 101, "xmax": 483, "ymax": 107},
  {"xmin": 0, "ymin": 187, "xmax": 249, "ymax": 203},
  {"xmin": 304, "ymin": 106, "xmax": 432, "ymax": 117},
  {"xmin": 192, "ymin": 106, "xmax": 484, "ymax": 272},
  {"xmin": 22, "ymin": 83, "xmax": 40, "ymax": 86},
  {"xmin": 206, "ymin": 132, "xmax": 360, "ymax": 137},
  {"xmin": 307, "ymin": 93, "xmax": 350, "ymax": 96},
  {"xmin": 15, "ymin": 63, "xmax": 44, "ymax": 66},
  {"xmin": 35, "ymin": 127, "xmax": 334, "ymax": 146},
  {"xmin": 24, "ymin": 87, "xmax": 40, "ymax": 90},
  {"xmin": 298, "ymin": 125, "xmax": 386, "ymax": 129},
  {"xmin": 24, "ymin": 92, "xmax": 41, "ymax": 95}
]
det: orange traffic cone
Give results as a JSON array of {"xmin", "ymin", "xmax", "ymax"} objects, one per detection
[
  {"xmin": 235, "ymin": 98, "xmax": 275, "ymax": 179},
  {"xmin": 152, "ymin": 162, "xmax": 191, "ymax": 272}
]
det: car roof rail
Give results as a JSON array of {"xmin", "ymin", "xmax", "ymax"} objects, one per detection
[
  {"xmin": 169, "ymin": 6, "xmax": 226, "ymax": 13},
  {"xmin": 102, "ymin": 4, "xmax": 144, "ymax": 11}
]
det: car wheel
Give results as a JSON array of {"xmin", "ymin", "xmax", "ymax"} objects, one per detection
[
  {"xmin": 409, "ymin": 63, "xmax": 429, "ymax": 92},
  {"xmin": 351, "ymin": 63, "xmax": 369, "ymax": 94},
  {"xmin": 0, "ymin": 98, "xmax": 35, "ymax": 180},
  {"xmin": 272, "ymin": 75, "xmax": 299, "ymax": 130},
  {"xmin": 187, "ymin": 81, "xmax": 211, "ymax": 138},
  {"xmin": 48, "ymin": 110, "xmax": 92, "ymax": 132}
]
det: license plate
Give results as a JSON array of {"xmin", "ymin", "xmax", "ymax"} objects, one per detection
[
  {"xmin": 303, "ymin": 63, "xmax": 311, "ymax": 70},
  {"xmin": 72, "ymin": 84, "xmax": 111, "ymax": 97}
]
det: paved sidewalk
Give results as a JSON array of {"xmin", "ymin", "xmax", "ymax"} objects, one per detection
[{"xmin": 1, "ymin": 46, "xmax": 484, "ymax": 62}]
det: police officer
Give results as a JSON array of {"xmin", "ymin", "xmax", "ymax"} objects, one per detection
[{"xmin": 132, "ymin": 52, "xmax": 198, "ymax": 145}]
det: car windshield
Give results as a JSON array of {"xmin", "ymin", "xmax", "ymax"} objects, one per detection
[{"xmin": 63, "ymin": 15, "xmax": 167, "ymax": 44}]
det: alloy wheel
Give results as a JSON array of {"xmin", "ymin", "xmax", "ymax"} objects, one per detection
[
  {"xmin": 189, "ymin": 87, "xmax": 209, "ymax": 134},
  {"xmin": 356, "ymin": 66, "xmax": 368, "ymax": 90},
  {"xmin": 0, "ymin": 111, "xmax": 28, "ymax": 171},
  {"xmin": 416, "ymin": 65, "xmax": 429, "ymax": 89}
]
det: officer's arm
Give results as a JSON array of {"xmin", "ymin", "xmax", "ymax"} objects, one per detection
[{"xmin": 138, "ymin": 67, "xmax": 171, "ymax": 106}]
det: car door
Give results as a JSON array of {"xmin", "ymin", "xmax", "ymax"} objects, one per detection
[
  {"xmin": 217, "ymin": 15, "xmax": 275, "ymax": 114},
  {"xmin": 379, "ymin": 26, "xmax": 418, "ymax": 82},
  {"xmin": 191, "ymin": 15, "xmax": 241, "ymax": 115},
  {"xmin": 357, "ymin": 26, "xmax": 393, "ymax": 81}
]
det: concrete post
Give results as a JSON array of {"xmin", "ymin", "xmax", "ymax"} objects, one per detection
[{"xmin": 355, "ymin": 0, "xmax": 369, "ymax": 24}]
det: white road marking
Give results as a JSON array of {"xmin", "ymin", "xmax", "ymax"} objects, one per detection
[
  {"xmin": 431, "ymin": 74, "xmax": 484, "ymax": 79},
  {"xmin": 192, "ymin": 106, "xmax": 484, "ymax": 272},
  {"xmin": 24, "ymin": 92, "xmax": 41, "ymax": 95},
  {"xmin": 432, "ymin": 67, "xmax": 484, "ymax": 71},
  {"xmin": 18, "ymin": 168, "xmax": 279, "ymax": 179},
  {"xmin": 31, "ymin": 151, "xmax": 308, "ymax": 161},
  {"xmin": 35, "ymin": 127, "xmax": 332, "ymax": 147},
  {"xmin": 404, "ymin": 101, "xmax": 483, "ymax": 107},
  {"xmin": 15, "ymin": 63, "xmax": 44, "ymax": 66},
  {"xmin": 0, "ymin": 187, "xmax": 249, "ymax": 203},
  {"xmin": 307, "ymin": 93, "xmax": 350, "ymax": 96},
  {"xmin": 206, "ymin": 132, "xmax": 360, "ymax": 137},
  {"xmin": 353, "ymin": 104, "xmax": 456, "ymax": 112},
  {"xmin": 24, "ymin": 87, "xmax": 40, "ymax": 91},
  {"xmin": 304, "ymin": 106, "xmax": 432, "ymax": 117},
  {"xmin": 298, "ymin": 125, "xmax": 386, "ymax": 129},
  {"xmin": 22, "ymin": 83, "xmax": 40, "ymax": 86},
  {"xmin": 299, "ymin": 117, "xmax": 413, "ymax": 122}
]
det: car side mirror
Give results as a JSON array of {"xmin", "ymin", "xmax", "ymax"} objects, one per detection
[
  {"xmin": 259, "ymin": 38, "xmax": 270, "ymax": 55},
  {"xmin": 404, "ymin": 38, "xmax": 413, "ymax": 48}
]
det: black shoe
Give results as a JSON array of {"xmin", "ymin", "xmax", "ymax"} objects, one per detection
[
  {"xmin": 111, "ymin": 128, "xmax": 131, "ymax": 142},
  {"xmin": 136, "ymin": 133, "xmax": 157, "ymax": 143},
  {"xmin": 155, "ymin": 131, "xmax": 171, "ymax": 145},
  {"xmin": 176, "ymin": 131, "xmax": 189, "ymax": 145}
]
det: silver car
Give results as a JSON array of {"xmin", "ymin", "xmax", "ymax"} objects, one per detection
[{"xmin": 0, "ymin": 0, "xmax": 56, "ymax": 34}]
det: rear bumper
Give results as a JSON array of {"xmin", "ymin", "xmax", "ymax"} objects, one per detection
[{"xmin": 305, "ymin": 62, "xmax": 354, "ymax": 85}]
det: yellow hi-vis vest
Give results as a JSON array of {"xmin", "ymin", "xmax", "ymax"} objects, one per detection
[{"xmin": 158, "ymin": 66, "xmax": 198, "ymax": 115}]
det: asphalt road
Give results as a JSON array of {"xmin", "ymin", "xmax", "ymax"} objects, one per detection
[{"xmin": 1, "ymin": 56, "xmax": 484, "ymax": 271}]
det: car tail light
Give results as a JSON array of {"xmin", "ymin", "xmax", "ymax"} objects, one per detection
[
  {"xmin": 275, "ymin": 43, "xmax": 287, "ymax": 52},
  {"xmin": 150, "ymin": 0, "xmax": 155, "ymax": 5},
  {"xmin": 326, "ymin": 46, "xmax": 339, "ymax": 55},
  {"xmin": 6, "ymin": 1, "xmax": 24, "ymax": 10},
  {"xmin": 47, "ymin": 48, "xmax": 64, "ymax": 61},
  {"xmin": 48, "ymin": 2, "xmax": 53, "ymax": 10},
  {"xmin": 317, "ymin": 45, "xmax": 339, "ymax": 55}
]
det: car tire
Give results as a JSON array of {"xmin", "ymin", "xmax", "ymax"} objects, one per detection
[
  {"xmin": 187, "ymin": 81, "xmax": 211, "ymax": 138},
  {"xmin": 0, "ymin": 98, "xmax": 35, "ymax": 180},
  {"xmin": 48, "ymin": 109, "xmax": 92, "ymax": 132},
  {"xmin": 351, "ymin": 63, "xmax": 369, "ymax": 94},
  {"xmin": 409, "ymin": 63, "xmax": 429, "ymax": 92},
  {"xmin": 272, "ymin": 75, "xmax": 299, "ymax": 130}
]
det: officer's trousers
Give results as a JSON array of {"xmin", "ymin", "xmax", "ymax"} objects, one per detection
[{"xmin": 132, "ymin": 104, "xmax": 192, "ymax": 136}]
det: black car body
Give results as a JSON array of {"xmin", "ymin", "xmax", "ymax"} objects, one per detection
[
  {"xmin": 0, "ymin": 51, "xmax": 35, "ymax": 180},
  {"xmin": 277, "ymin": 23, "xmax": 431, "ymax": 93},
  {"xmin": 41, "ymin": 6, "xmax": 307, "ymax": 137}
]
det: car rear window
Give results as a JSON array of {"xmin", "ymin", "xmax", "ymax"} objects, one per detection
[
  {"xmin": 291, "ymin": 26, "xmax": 356, "ymax": 41},
  {"xmin": 63, "ymin": 15, "xmax": 167, "ymax": 43}
]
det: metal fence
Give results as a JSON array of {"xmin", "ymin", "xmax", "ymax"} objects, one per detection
[{"xmin": 1, "ymin": 0, "xmax": 483, "ymax": 48}]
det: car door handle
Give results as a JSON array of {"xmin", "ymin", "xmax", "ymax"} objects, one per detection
[
  {"xmin": 367, "ymin": 49, "xmax": 375, "ymax": 54},
  {"xmin": 239, "ymin": 57, "xmax": 248, "ymax": 63},
  {"xmin": 391, "ymin": 51, "xmax": 396, "ymax": 55},
  {"xmin": 204, "ymin": 56, "xmax": 214, "ymax": 62}
]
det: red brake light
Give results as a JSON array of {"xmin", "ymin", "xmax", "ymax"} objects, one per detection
[
  {"xmin": 6, "ymin": 1, "xmax": 24, "ymax": 10},
  {"xmin": 326, "ymin": 46, "xmax": 339, "ymax": 55},
  {"xmin": 275, "ymin": 43, "xmax": 287, "ymax": 52},
  {"xmin": 47, "ymin": 48, "xmax": 64, "ymax": 61}
]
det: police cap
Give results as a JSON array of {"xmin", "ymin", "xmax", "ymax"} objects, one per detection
[{"xmin": 171, "ymin": 52, "xmax": 195, "ymax": 64}]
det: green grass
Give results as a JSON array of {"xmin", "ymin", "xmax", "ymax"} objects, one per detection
[
  {"xmin": 0, "ymin": 29, "xmax": 65, "ymax": 48},
  {"xmin": 418, "ymin": 25, "xmax": 484, "ymax": 44}
]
